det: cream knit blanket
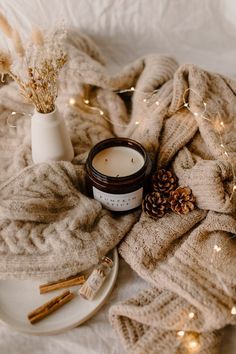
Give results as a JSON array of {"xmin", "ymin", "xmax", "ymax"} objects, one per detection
[{"xmin": 0, "ymin": 32, "xmax": 235, "ymax": 353}]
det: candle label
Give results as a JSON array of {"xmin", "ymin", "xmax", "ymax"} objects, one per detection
[{"xmin": 92, "ymin": 187, "xmax": 143, "ymax": 211}]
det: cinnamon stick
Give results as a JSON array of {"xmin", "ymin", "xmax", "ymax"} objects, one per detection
[
  {"xmin": 28, "ymin": 290, "xmax": 74, "ymax": 324},
  {"xmin": 39, "ymin": 274, "xmax": 85, "ymax": 294}
]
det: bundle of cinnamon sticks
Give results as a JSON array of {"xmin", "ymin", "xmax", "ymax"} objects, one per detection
[
  {"xmin": 28, "ymin": 274, "xmax": 85, "ymax": 324},
  {"xmin": 27, "ymin": 256, "xmax": 113, "ymax": 324}
]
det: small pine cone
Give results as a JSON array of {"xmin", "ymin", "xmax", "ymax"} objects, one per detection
[
  {"xmin": 169, "ymin": 187, "xmax": 195, "ymax": 215},
  {"xmin": 143, "ymin": 192, "xmax": 168, "ymax": 219},
  {"xmin": 152, "ymin": 169, "xmax": 178, "ymax": 196}
]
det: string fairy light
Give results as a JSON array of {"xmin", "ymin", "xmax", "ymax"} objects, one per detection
[
  {"xmin": 177, "ymin": 330, "xmax": 185, "ymax": 337},
  {"xmin": 6, "ymin": 111, "xmax": 32, "ymax": 128},
  {"xmin": 210, "ymin": 234, "xmax": 236, "ymax": 320},
  {"xmin": 6, "ymin": 79, "xmax": 235, "ymax": 353},
  {"xmin": 182, "ymin": 88, "xmax": 209, "ymax": 121},
  {"xmin": 184, "ymin": 333, "xmax": 200, "ymax": 353},
  {"xmin": 69, "ymin": 88, "xmax": 236, "ymax": 351},
  {"xmin": 213, "ymin": 112, "xmax": 236, "ymax": 201},
  {"xmin": 71, "ymin": 84, "xmax": 236, "ymax": 353},
  {"xmin": 231, "ymin": 306, "xmax": 236, "ymax": 315},
  {"xmin": 213, "ymin": 245, "xmax": 222, "ymax": 252},
  {"xmin": 69, "ymin": 89, "xmax": 236, "ymax": 335},
  {"xmin": 175, "ymin": 307, "xmax": 200, "ymax": 352},
  {"xmin": 69, "ymin": 96, "xmax": 129, "ymax": 128},
  {"xmin": 188, "ymin": 312, "xmax": 195, "ymax": 319},
  {"xmin": 69, "ymin": 87, "xmax": 160, "ymax": 128},
  {"xmin": 177, "ymin": 330, "xmax": 200, "ymax": 353},
  {"xmin": 69, "ymin": 97, "xmax": 76, "ymax": 105},
  {"xmin": 69, "ymin": 85, "xmax": 235, "ymax": 199}
]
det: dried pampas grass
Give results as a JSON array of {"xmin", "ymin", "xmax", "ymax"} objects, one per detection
[
  {"xmin": 31, "ymin": 27, "xmax": 44, "ymax": 46},
  {"xmin": 0, "ymin": 13, "xmax": 12, "ymax": 37},
  {"xmin": 0, "ymin": 51, "xmax": 12, "ymax": 73},
  {"xmin": 0, "ymin": 12, "xmax": 67, "ymax": 113},
  {"xmin": 12, "ymin": 29, "xmax": 25, "ymax": 57}
]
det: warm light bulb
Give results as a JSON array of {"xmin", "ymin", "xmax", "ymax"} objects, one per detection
[
  {"xmin": 184, "ymin": 333, "xmax": 200, "ymax": 353},
  {"xmin": 220, "ymin": 144, "xmax": 224, "ymax": 147},
  {"xmin": 194, "ymin": 112, "xmax": 199, "ymax": 116},
  {"xmin": 214, "ymin": 245, "xmax": 221, "ymax": 252},
  {"xmin": 189, "ymin": 312, "xmax": 195, "ymax": 319},
  {"xmin": 188, "ymin": 339, "xmax": 198, "ymax": 350},
  {"xmin": 231, "ymin": 306, "xmax": 236, "ymax": 315},
  {"xmin": 155, "ymin": 101, "xmax": 159, "ymax": 105},
  {"xmin": 130, "ymin": 87, "xmax": 135, "ymax": 91},
  {"xmin": 143, "ymin": 98, "xmax": 147, "ymax": 102},
  {"xmin": 69, "ymin": 98, "xmax": 76, "ymax": 105},
  {"xmin": 100, "ymin": 110, "xmax": 104, "ymax": 116},
  {"xmin": 184, "ymin": 103, "xmax": 188, "ymax": 107},
  {"xmin": 84, "ymin": 99, "xmax": 90, "ymax": 104},
  {"xmin": 177, "ymin": 330, "xmax": 185, "ymax": 337},
  {"xmin": 135, "ymin": 121, "xmax": 140, "ymax": 125}
]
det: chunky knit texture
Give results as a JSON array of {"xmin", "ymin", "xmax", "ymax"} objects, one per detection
[
  {"xmin": 109, "ymin": 60, "xmax": 236, "ymax": 353},
  {"xmin": 0, "ymin": 32, "xmax": 235, "ymax": 353}
]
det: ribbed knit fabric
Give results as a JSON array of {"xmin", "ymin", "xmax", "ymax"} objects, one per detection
[
  {"xmin": 0, "ymin": 31, "xmax": 235, "ymax": 353},
  {"xmin": 0, "ymin": 32, "xmax": 178, "ymax": 280},
  {"xmin": 109, "ymin": 62, "xmax": 236, "ymax": 353},
  {"xmin": 0, "ymin": 162, "xmax": 138, "ymax": 279}
]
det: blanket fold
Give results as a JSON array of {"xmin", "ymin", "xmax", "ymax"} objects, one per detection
[{"xmin": 110, "ymin": 59, "xmax": 236, "ymax": 354}]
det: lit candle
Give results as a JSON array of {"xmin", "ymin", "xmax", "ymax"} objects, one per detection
[
  {"xmin": 92, "ymin": 146, "xmax": 145, "ymax": 177},
  {"xmin": 86, "ymin": 138, "xmax": 151, "ymax": 212}
]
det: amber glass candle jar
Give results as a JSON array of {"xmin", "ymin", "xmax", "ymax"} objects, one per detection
[{"xmin": 86, "ymin": 137, "xmax": 152, "ymax": 212}]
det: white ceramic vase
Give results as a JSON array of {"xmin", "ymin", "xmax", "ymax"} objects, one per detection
[{"xmin": 31, "ymin": 106, "xmax": 74, "ymax": 163}]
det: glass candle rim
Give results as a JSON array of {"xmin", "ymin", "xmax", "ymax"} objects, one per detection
[{"xmin": 86, "ymin": 137, "xmax": 149, "ymax": 182}]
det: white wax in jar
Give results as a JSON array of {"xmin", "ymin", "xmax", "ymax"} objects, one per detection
[{"xmin": 92, "ymin": 146, "xmax": 145, "ymax": 177}]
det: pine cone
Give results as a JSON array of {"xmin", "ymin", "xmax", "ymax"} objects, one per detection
[
  {"xmin": 152, "ymin": 169, "xmax": 178, "ymax": 196},
  {"xmin": 169, "ymin": 187, "xmax": 195, "ymax": 215},
  {"xmin": 142, "ymin": 192, "xmax": 168, "ymax": 219}
]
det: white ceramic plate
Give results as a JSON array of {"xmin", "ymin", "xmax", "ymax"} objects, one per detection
[{"xmin": 0, "ymin": 249, "xmax": 118, "ymax": 335}]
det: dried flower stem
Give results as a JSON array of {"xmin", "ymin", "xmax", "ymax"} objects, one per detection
[
  {"xmin": 8, "ymin": 71, "xmax": 25, "ymax": 91},
  {"xmin": 0, "ymin": 12, "xmax": 67, "ymax": 113},
  {"xmin": 12, "ymin": 29, "xmax": 25, "ymax": 57},
  {"xmin": 31, "ymin": 27, "xmax": 44, "ymax": 46},
  {"xmin": 0, "ymin": 13, "xmax": 12, "ymax": 37}
]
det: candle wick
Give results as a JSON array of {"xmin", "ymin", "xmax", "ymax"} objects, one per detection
[
  {"xmin": 131, "ymin": 158, "xmax": 134, "ymax": 163},
  {"xmin": 116, "ymin": 174, "xmax": 119, "ymax": 177}
]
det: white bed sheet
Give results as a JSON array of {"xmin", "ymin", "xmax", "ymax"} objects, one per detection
[
  {"xmin": 0, "ymin": 1, "xmax": 235, "ymax": 353},
  {"xmin": 1, "ymin": 0, "xmax": 236, "ymax": 76}
]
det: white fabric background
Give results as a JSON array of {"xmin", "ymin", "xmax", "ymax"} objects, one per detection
[
  {"xmin": 1, "ymin": 0, "xmax": 236, "ymax": 76},
  {"xmin": 0, "ymin": 0, "xmax": 235, "ymax": 353}
]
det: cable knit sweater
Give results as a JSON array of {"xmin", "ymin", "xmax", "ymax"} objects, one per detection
[{"xmin": 0, "ymin": 32, "xmax": 235, "ymax": 354}]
